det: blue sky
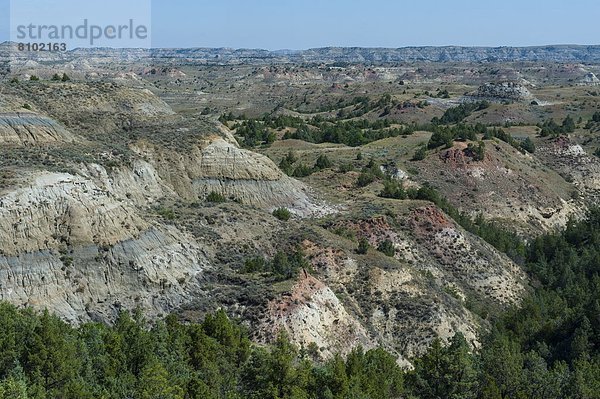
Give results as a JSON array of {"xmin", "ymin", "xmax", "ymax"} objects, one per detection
[{"xmin": 1, "ymin": 0, "xmax": 599, "ymax": 49}]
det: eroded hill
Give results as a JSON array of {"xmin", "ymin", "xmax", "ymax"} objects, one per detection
[{"xmin": 2, "ymin": 51, "xmax": 600, "ymax": 365}]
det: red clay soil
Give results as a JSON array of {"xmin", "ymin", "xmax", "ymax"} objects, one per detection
[
  {"xmin": 301, "ymin": 240, "xmax": 346, "ymax": 274},
  {"xmin": 439, "ymin": 142, "xmax": 491, "ymax": 169},
  {"xmin": 331, "ymin": 217, "xmax": 396, "ymax": 246},
  {"xmin": 409, "ymin": 205, "xmax": 454, "ymax": 237}
]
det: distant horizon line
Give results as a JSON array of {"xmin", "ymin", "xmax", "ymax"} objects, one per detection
[{"xmin": 2, "ymin": 41, "xmax": 600, "ymax": 52}]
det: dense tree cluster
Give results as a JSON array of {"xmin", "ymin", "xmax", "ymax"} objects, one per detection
[
  {"xmin": 379, "ymin": 179, "xmax": 407, "ymax": 200},
  {"xmin": 291, "ymin": 94, "xmax": 395, "ymax": 117},
  {"xmin": 0, "ymin": 304, "xmax": 406, "ymax": 399},
  {"xmin": 272, "ymin": 207, "xmax": 292, "ymax": 221},
  {"xmin": 356, "ymin": 237, "xmax": 370, "ymax": 254},
  {"xmin": 228, "ymin": 106, "xmax": 547, "ymax": 154},
  {"xmin": 284, "ymin": 119, "xmax": 410, "ymax": 147},
  {"xmin": 519, "ymin": 137, "xmax": 536, "ymax": 154},
  {"xmin": 431, "ymin": 101, "xmax": 490, "ymax": 125},
  {"xmin": 206, "ymin": 192, "xmax": 226, "ymax": 203},
  {"xmin": 231, "ymin": 111, "xmax": 541, "ymax": 158},
  {"xmin": 585, "ymin": 112, "xmax": 600, "ymax": 130},
  {"xmin": 278, "ymin": 151, "xmax": 299, "ymax": 176},
  {"xmin": 0, "ymin": 307, "xmax": 252, "ymax": 399},
  {"xmin": 51, "ymin": 73, "xmax": 70, "ymax": 82},
  {"xmin": 483, "ymin": 127, "xmax": 518, "ymax": 146},
  {"xmin": 240, "ymin": 248, "xmax": 309, "ymax": 279},
  {"xmin": 428, "ymin": 125, "xmax": 535, "ymax": 155},
  {"xmin": 314, "ymin": 154, "xmax": 333, "ymax": 170},
  {"xmin": 515, "ymin": 208, "xmax": 600, "ymax": 367},
  {"xmin": 278, "ymin": 152, "xmax": 333, "ymax": 178},
  {"xmin": 356, "ymin": 159, "xmax": 385, "ymax": 187},
  {"xmin": 376, "ymin": 240, "xmax": 396, "ymax": 257},
  {"xmin": 234, "ymin": 120, "xmax": 277, "ymax": 147},
  {"xmin": 467, "ymin": 141, "xmax": 486, "ymax": 161},
  {"xmin": 427, "ymin": 123, "xmax": 487, "ymax": 149},
  {"xmin": 539, "ymin": 116, "xmax": 576, "ymax": 137},
  {"xmin": 411, "ymin": 145, "xmax": 428, "ymax": 161},
  {"xmin": 228, "ymin": 113, "xmax": 420, "ymax": 148},
  {"xmin": 436, "ymin": 89, "xmax": 450, "ymax": 99}
]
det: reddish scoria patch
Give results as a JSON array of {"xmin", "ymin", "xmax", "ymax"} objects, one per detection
[
  {"xmin": 409, "ymin": 205, "xmax": 454, "ymax": 237},
  {"xmin": 330, "ymin": 217, "xmax": 397, "ymax": 247},
  {"xmin": 439, "ymin": 143, "xmax": 491, "ymax": 169},
  {"xmin": 301, "ymin": 240, "xmax": 346, "ymax": 274}
]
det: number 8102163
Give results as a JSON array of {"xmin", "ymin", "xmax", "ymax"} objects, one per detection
[{"xmin": 17, "ymin": 43, "xmax": 67, "ymax": 52}]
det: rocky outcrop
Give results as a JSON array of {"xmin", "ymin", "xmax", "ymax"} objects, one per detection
[
  {"xmin": 273, "ymin": 207, "xmax": 530, "ymax": 361},
  {"xmin": 0, "ymin": 172, "xmax": 148, "ymax": 255},
  {"xmin": 334, "ymin": 210, "xmax": 526, "ymax": 306},
  {"xmin": 82, "ymin": 161, "xmax": 176, "ymax": 207},
  {"xmin": 537, "ymin": 137, "xmax": 600, "ymax": 205},
  {"xmin": 471, "ymin": 82, "xmax": 535, "ymax": 102},
  {"xmin": 578, "ymin": 72, "xmax": 600, "ymax": 86},
  {"xmin": 133, "ymin": 137, "xmax": 331, "ymax": 217},
  {"xmin": 0, "ymin": 171, "xmax": 207, "ymax": 323},
  {"xmin": 408, "ymin": 206, "xmax": 526, "ymax": 304},
  {"xmin": 258, "ymin": 274, "xmax": 389, "ymax": 361},
  {"xmin": 0, "ymin": 112, "xmax": 77, "ymax": 145},
  {"xmin": 0, "ymin": 115, "xmax": 333, "ymax": 322},
  {"xmin": 1, "ymin": 82, "xmax": 176, "ymax": 137}
]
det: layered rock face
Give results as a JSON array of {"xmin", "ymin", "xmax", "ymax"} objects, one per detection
[
  {"xmin": 0, "ymin": 112, "xmax": 77, "ymax": 145},
  {"xmin": 407, "ymin": 206, "xmax": 526, "ymax": 304},
  {"xmin": 0, "ymin": 126, "xmax": 328, "ymax": 323},
  {"xmin": 7, "ymin": 43, "xmax": 600, "ymax": 64},
  {"xmin": 0, "ymin": 171, "xmax": 207, "ymax": 323},
  {"xmin": 133, "ymin": 137, "xmax": 328, "ymax": 216},
  {"xmin": 0, "ymin": 68, "xmax": 542, "ymax": 363},
  {"xmin": 0, "ymin": 82, "xmax": 176, "ymax": 138}
]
